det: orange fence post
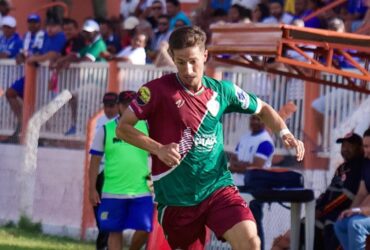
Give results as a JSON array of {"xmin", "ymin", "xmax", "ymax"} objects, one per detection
[
  {"xmin": 80, "ymin": 109, "xmax": 104, "ymax": 240},
  {"xmin": 21, "ymin": 63, "xmax": 37, "ymax": 143},
  {"xmin": 303, "ymin": 81, "xmax": 329, "ymax": 169},
  {"xmin": 107, "ymin": 61, "xmax": 120, "ymax": 93}
]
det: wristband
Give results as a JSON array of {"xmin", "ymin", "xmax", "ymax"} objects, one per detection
[
  {"xmin": 351, "ymin": 207, "xmax": 361, "ymax": 213},
  {"xmin": 279, "ymin": 128, "xmax": 291, "ymax": 138}
]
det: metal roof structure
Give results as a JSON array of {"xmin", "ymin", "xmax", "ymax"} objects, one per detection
[{"xmin": 208, "ymin": 23, "xmax": 370, "ymax": 93}]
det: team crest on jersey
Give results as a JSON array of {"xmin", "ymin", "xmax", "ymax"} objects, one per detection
[
  {"xmin": 234, "ymin": 85, "xmax": 250, "ymax": 110},
  {"xmin": 137, "ymin": 86, "xmax": 151, "ymax": 106}
]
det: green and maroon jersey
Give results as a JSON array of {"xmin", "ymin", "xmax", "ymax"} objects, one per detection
[{"xmin": 130, "ymin": 73, "xmax": 262, "ymax": 206}]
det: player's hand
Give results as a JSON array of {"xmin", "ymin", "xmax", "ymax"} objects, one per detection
[
  {"xmin": 157, "ymin": 143, "xmax": 181, "ymax": 167},
  {"xmin": 282, "ymin": 133, "xmax": 305, "ymax": 162},
  {"xmin": 89, "ymin": 188, "xmax": 100, "ymax": 207}
]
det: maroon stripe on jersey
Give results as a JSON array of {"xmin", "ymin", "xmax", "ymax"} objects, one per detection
[{"xmin": 130, "ymin": 74, "xmax": 215, "ymax": 176}]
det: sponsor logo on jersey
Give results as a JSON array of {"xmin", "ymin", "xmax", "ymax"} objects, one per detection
[
  {"xmin": 113, "ymin": 137, "xmax": 123, "ymax": 144},
  {"xmin": 137, "ymin": 86, "xmax": 151, "ymax": 106},
  {"xmin": 176, "ymin": 99, "xmax": 185, "ymax": 108},
  {"xmin": 194, "ymin": 133, "xmax": 217, "ymax": 152},
  {"xmin": 234, "ymin": 85, "xmax": 250, "ymax": 110}
]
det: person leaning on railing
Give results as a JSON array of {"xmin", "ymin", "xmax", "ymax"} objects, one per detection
[
  {"xmin": 57, "ymin": 19, "xmax": 107, "ymax": 136},
  {"xmin": 3, "ymin": 17, "xmax": 66, "ymax": 143}
]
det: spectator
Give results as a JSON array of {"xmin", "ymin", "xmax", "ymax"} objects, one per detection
[
  {"xmin": 252, "ymin": 3, "xmax": 270, "ymax": 23},
  {"xmin": 63, "ymin": 19, "xmax": 107, "ymax": 136},
  {"xmin": 4, "ymin": 18, "xmax": 66, "ymax": 142},
  {"xmin": 311, "ymin": 17, "xmax": 348, "ymax": 141},
  {"xmin": 147, "ymin": 14, "xmax": 171, "ymax": 62},
  {"xmin": 209, "ymin": 0, "xmax": 232, "ymax": 13},
  {"xmin": 48, "ymin": 18, "xmax": 85, "ymax": 92},
  {"xmin": 0, "ymin": 0, "xmax": 11, "ymax": 34},
  {"xmin": 99, "ymin": 18, "xmax": 121, "ymax": 54},
  {"xmin": 174, "ymin": 18, "xmax": 187, "ymax": 28},
  {"xmin": 121, "ymin": 16, "xmax": 140, "ymax": 48},
  {"xmin": 120, "ymin": 0, "xmax": 140, "ymax": 19},
  {"xmin": 273, "ymin": 133, "xmax": 365, "ymax": 250},
  {"xmin": 210, "ymin": 8, "xmax": 229, "ymax": 24},
  {"xmin": 89, "ymin": 90, "xmax": 153, "ymax": 250},
  {"xmin": 0, "ymin": 16, "xmax": 22, "ymax": 59},
  {"xmin": 60, "ymin": 18, "xmax": 85, "ymax": 57},
  {"xmin": 146, "ymin": 0, "xmax": 165, "ymax": 30},
  {"xmin": 108, "ymin": 32, "xmax": 147, "ymax": 65},
  {"xmin": 228, "ymin": 4, "xmax": 252, "ymax": 23},
  {"xmin": 294, "ymin": 0, "xmax": 322, "ymax": 28},
  {"xmin": 90, "ymin": 92, "xmax": 119, "ymax": 250},
  {"xmin": 229, "ymin": 115, "xmax": 275, "ymax": 250},
  {"xmin": 166, "ymin": 0, "xmax": 191, "ymax": 30},
  {"xmin": 17, "ymin": 13, "xmax": 45, "ymax": 64},
  {"xmin": 232, "ymin": 0, "xmax": 259, "ymax": 11},
  {"xmin": 263, "ymin": 0, "xmax": 294, "ymax": 24},
  {"xmin": 334, "ymin": 129, "xmax": 370, "ymax": 250}
]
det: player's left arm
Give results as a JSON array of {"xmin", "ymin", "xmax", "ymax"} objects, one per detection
[{"xmin": 257, "ymin": 101, "xmax": 305, "ymax": 161}]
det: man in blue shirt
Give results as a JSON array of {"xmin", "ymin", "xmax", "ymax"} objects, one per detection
[
  {"xmin": 16, "ymin": 13, "xmax": 45, "ymax": 64},
  {"xmin": 0, "ymin": 16, "xmax": 22, "ymax": 58},
  {"xmin": 3, "ymin": 18, "xmax": 66, "ymax": 142},
  {"xmin": 166, "ymin": 0, "xmax": 191, "ymax": 30}
]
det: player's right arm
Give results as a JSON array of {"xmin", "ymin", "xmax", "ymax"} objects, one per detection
[
  {"xmin": 89, "ymin": 154, "xmax": 102, "ymax": 206},
  {"xmin": 117, "ymin": 108, "xmax": 181, "ymax": 167}
]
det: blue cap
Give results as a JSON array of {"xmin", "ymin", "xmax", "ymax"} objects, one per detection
[{"xmin": 27, "ymin": 14, "xmax": 41, "ymax": 23}]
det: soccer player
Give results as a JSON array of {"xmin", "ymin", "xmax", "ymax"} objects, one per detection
[{"xmin": 116, "ymin": 26, "xmax": 304, "ymax": 250}]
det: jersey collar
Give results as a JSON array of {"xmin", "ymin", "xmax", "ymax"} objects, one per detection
[{"xmin": 175, "ymin": 73, "xmax": 205, "ymax": 96}]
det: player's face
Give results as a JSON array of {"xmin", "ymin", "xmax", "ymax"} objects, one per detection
[
  {"xmin": 172, "ymin": 45, "xmax": 208, "ymax": 91},
  {"xmin": 363, "ymin": 136, "xmax": 370, "ymax": 159}
]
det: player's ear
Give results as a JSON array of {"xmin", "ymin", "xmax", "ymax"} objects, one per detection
[{"xmin": 204, "ymin": 49, "xmax": 208, "ymax": 62}]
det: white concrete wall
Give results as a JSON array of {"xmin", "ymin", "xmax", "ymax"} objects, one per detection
[{"xmin": 0, "ymin": 144, "xmax": 87, "ymax": 238}]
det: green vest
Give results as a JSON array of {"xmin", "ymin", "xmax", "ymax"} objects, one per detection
[{"xmin": 102, "ymin": 119, "xmax": 150, "ymax": 196}]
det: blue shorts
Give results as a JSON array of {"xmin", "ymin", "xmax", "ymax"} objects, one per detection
[
  {"xmin": 98, "ymin": 196, "xmax": 154, "ymax": 232},
  {"xmin": 10, "ymin": 76, "xmax": 25, "ymax": 98}
]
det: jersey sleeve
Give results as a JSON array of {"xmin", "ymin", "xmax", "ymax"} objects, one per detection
[
  {"xmin": 89, "ymin": 126, "xmax": 105, "ymax": 156},
  {"xmin": 223, "ymin": 81, "xmax": 262, "ymax": 114},
  {"xmin": 85, "ymin": 40, "xmax": 107, "ymax": 62},
  {"xmin": 255, "ymin": 141, "xmax": 274, "ymax": 160},
  {"xmin": 130, "ymin": 82, "xmax": 158, "ymax": 120}
]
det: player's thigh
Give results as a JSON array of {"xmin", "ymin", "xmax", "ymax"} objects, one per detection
[
  {"xmin": 206, "ymin": 186, "xmax": 255, "ymax": 239},
  {"xmin": 161, "ymin": 205, "xmax": 207, "ymax": 249},
  {"xmin": 125, "ymin": 196, "xmax": 154, "ymax": 232}
]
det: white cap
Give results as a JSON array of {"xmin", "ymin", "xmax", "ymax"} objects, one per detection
[
  {"xmin": 2, "ymin": 16, "xmax": 16, "ymax": 28},
  {"xmin": 123, "ymin": 16, "xmax": 139, "ymax": 30},
  {"xmin": 82, "ymin": 19, "xmax": 100, "ymax": 33}
]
